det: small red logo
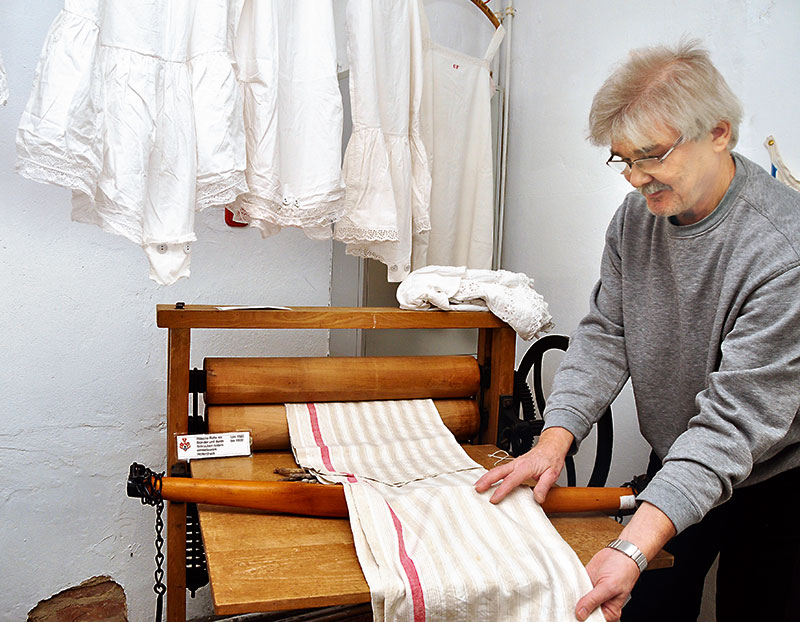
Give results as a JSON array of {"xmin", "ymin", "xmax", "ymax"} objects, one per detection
[
  {"xmin": 453, "ymin": 63, "xmax": 460, "ymax": 69},
  {"xmin": 179, "ymin": 438, "xmax": 191, "ymax": 452}
]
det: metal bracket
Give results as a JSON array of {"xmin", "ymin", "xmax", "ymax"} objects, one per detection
[
  {"xmin": 188, "ymin": 368, "xmax": 207, "ymax": 435},
  {"xmin": 496, "ymin": 393, "xmax": 544, "ymax": 457}
]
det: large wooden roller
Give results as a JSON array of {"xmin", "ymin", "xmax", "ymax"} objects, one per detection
[
  {"xmin": 204, "ymin": 355, "xmax": 481, "ymax": 404},
  {"xmin": 207, "ymin": 399, "xmax": 480, "ymax": 450}
]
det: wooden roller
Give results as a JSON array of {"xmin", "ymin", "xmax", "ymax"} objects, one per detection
[
  {"xmin": 207, "ymin": 399, "xmax": 480, "ymax": 450},
  {"xmin": 204, "ymin": 356, "xmax": 481, "ymax": 405},
  {"xmin": 128, "ymin": 465, "xmax": 636, "ymax": 518}
]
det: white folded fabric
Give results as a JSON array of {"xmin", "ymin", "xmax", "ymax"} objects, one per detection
[
  {"xmin": 396, "ymin": 265, "xmax": 553, "ymax": 340},
  {"xmin": 286, "ymin": 399, "xmax": 604, "ymax": 622}
]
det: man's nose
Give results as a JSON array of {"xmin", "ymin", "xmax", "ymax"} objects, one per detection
[{"xmin": 626, "ymin": 165, "xmax": 653, "ymax": 188}]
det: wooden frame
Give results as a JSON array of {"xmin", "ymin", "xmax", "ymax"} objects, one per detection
[
  {"xmin": 156, "ymin": 304, "xmax": 516, "ymax": 622},
  {"xmin": 155, "ymin": 304, "xmax": 670, "ymax": 621}
]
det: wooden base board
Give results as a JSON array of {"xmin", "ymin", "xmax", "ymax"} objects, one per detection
[{"xmin": 190, "ymin": 445, "xmax": 671, "ymax": 615}]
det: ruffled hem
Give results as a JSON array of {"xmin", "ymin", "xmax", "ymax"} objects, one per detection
[
  {"xmin": 334, "ymin": 224, "xmax": 399, "ymax": 243},
  {"xmin": 233, "ymin": 185, "xmax": 346, "ymax": 230},
  {"xmin": 340, "ymin": 126, "xmax": 415, "ymax": 234},
  {"xmin": 16, "ymin": 154, "xmax": 95, "ymax": 198},
  {"xmin": 196, "ymin": 171, "xmax": 249, "ymax": 211}
]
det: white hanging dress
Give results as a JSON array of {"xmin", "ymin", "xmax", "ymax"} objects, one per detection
[
  {"xmin": 413, "ymin": 11, "xmax": 504, "ymax": 271},
  {"xmin": 16, "ymin": 0, "xmax": 247, "ymax": 285},
  {"xmin": 227, "ymin": 0, "xmax": 345, "ymax": 240},
  {"xmin": 334, "ymin": 0, "xmax": 431, "ymax": 282}
]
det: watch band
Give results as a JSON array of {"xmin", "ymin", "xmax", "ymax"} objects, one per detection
[{"xmin": 606, "ymin": 538, "xmax": 648, "ymax": 572}]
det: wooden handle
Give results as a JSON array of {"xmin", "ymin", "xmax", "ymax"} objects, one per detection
[
  {"xmin": 540, "ymin": 486, "xmax": 635, "ymax": 514},
  {"xmin": 161, "ymin": 477, "xmax": 349, "ymax": 518},
  {"xmin": 156, "ymin": 476, "xmax": 634, "ymax": 517}
]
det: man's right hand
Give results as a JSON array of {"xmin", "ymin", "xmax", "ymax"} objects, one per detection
[{"xmin": 474, "ymin": 427, "xmax": 575, "ymax": 504}]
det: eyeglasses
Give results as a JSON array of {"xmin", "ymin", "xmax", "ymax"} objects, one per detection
[{"xmin": 606, "ymin": 136, "xmax": 684, "ymax": 174}]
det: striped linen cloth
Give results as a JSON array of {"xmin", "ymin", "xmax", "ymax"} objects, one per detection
[{"xmin": 286, "ymin": 399, "xmax": 604, "ymax": 622}]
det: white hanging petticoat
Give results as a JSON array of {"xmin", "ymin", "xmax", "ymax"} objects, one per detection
[
  {"xmin": 286, "ymin": 399, "xmax": 604, "ymax": 622},
  {"xmin": 16, "ymin": 1, "xmax": 247, "ymax": 285},
  {"xmin": 227, "ymin": 0, "xmax": 345, "ymax": 240},
  {"xmin": 334, "ymin": 0, "xmax": 431, "ymax": 282},
  {"xmin": 413, "ymin": 13, "xmax": 505, "ymax": 271}
]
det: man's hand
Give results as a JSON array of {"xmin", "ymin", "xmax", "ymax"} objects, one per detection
[
  {"xmin": 575, "ymin": 502, "xmax": 676, "ymax": 621},
  {"xmin": 575, "ymin": 548, "xmax": 640, "ymax": 621},
  {"xmin": 474, "ymin": 427, "xmax": 574, "ymax": 504}
]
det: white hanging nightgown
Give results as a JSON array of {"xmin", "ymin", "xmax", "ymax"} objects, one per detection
[
  {"xmin": 413, "ymin": 11, "xmax": 505, "ymax": 271},
  {"xmin": 16, "ymin": 0, "xmax": 247, "ymax": 285},
  {"xmin": 227, "ymin": 0, "xmax": 345, "ymax": 240},
  {"xmin": 334, "ymin": 0, "xmax": 431, "ymax": 283}
]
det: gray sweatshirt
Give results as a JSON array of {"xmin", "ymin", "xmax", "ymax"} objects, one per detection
[{"xmin": 543, "ymin": 153, "xmax": 800, "ymax": 533}]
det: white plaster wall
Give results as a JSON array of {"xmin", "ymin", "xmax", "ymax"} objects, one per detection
[{"xmin": 0, "ymin": 3, "xmax": 333, "ymax": 620}]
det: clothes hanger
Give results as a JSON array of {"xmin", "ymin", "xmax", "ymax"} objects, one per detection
[{"xmin": 469, "ymin": 0, "xmax": 501, "ymax": 29}]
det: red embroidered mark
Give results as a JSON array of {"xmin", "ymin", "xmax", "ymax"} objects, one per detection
[{"xmin": 453, "ymin": 63, "xmax": 460, "ymax": 69}]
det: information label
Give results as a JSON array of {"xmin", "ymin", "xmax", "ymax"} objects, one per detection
[{"xmin": 176, "ymin": 432, "xmax": 251, "ymax": 461}]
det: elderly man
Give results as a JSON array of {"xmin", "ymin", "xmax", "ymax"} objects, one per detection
[{"xmin": 476, "ymin": 40, "xmax": 800, "ymax": 622}]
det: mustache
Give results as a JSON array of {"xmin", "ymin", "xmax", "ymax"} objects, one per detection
[{"xmin": 638, "ymin": 180, "xmax": 672, "ymax": 196}]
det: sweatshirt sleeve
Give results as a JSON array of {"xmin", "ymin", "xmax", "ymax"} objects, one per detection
[
  {"xmin": 638, "ymin": 263, "xmax": 800, "ymax": 533},
  {"xmin": 542, "ymin": 204, "xmax": 631, "ymax": 449}
]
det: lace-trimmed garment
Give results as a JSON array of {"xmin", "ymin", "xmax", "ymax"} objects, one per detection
[
  {"xmin": 226, "ymin": 0, "xmax": 345, "ymax": 240},
  {"xmin": 16, "ymin": 0, "xmax": 247, "ymax": 284},
  {"xmin": 396, "ymin": 265, "xmax": 553, "ymax": 340},
  {"xmin": 334, "ymin": 0, "xmax": 431, "ymax": 282}
]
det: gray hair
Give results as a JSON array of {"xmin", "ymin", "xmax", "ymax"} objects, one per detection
[{"xmin": 588, "ymin": 38, "xmax": 743, "ymax": 149}]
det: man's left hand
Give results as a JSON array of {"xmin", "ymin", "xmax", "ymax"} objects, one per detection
[{"xmin": 575, "ymin": 547, "xmax": 640, "ymax": 621}]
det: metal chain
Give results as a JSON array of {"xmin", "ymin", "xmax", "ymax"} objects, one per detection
[
  {"xmin": 135, "ymin": 466, "xmax": 167, "ymax": 622},
  {"xmin": 153, "ymin": 497, "xmax": 166, "ymax": 622}
]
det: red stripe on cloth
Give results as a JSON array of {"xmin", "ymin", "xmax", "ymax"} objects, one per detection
[
  {"xmin": 386, "ymin": 502, "xmax": 426, "ymax": 622},
  {"xmin": 306, "ymin": 403, "xmax": 357, "ymax": 482},
  {"xmin": 307, "ymin": 403, "xmax": 336, "ymax": 472}
]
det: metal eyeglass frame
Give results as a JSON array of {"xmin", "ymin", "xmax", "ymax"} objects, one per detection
[{"xmin": 606, "ymin": 135, "xmax": 684, "ymax": 174}]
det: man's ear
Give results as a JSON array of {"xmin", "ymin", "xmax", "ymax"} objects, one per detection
[{"xmin": 710, "ymin": 120, "xmax": 732, "ymax": 152}]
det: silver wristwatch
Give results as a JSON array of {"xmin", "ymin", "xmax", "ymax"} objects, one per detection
[{"xmin": 606, "ymin": 538, "xmax": 648, "ymax": 572}]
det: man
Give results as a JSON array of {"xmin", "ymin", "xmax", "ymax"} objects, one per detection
[{"xmin": 475, "ymin": 40, "xmax": 800, "ymax": 622}]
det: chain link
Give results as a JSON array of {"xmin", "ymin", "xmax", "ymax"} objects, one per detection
[
  {"xmin": 135, "ymin": 466, "xmax": 167, "ymax": 622},
  {"xmin": 153, "ymin": 497, "xmax": 166, "ymax": 621}
]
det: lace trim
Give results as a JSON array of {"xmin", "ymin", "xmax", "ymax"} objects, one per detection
[
  {"xmin": 236, "ymin": 191, "xmax": 346, "ymax": 228},
  {"xmin": 344, "ymin": 245, "xmax": 394, "ymax": 265},
  {"xmin": 196, "ymin": 172, "xmax": 248, "ymax": 210},
  {"xmin": 413, "ymin": 216, "xmax": 431, "ymax": 235},
  {"xmin": 16, "ymin": 156, "xmax": 95, "ymax": 197},
  {"xmin": 334, "ymin": 224, "xmax": 400, "ymax": 243}
]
